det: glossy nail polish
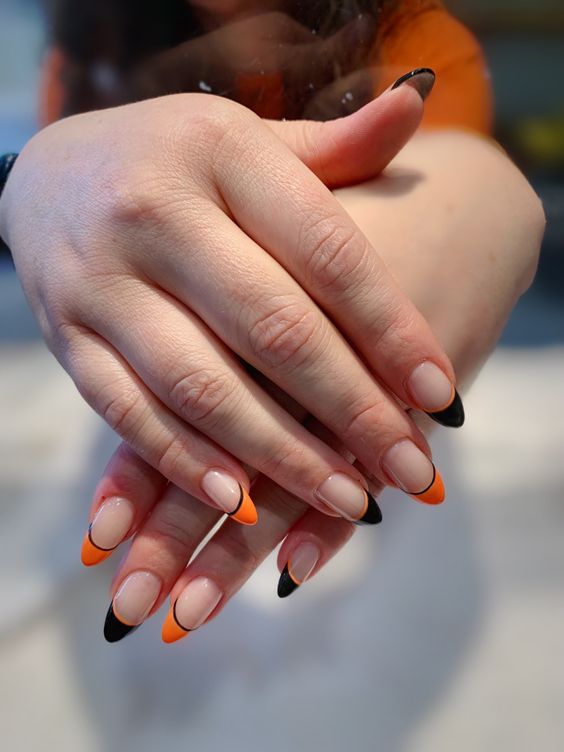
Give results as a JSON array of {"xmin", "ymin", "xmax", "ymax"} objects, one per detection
[
  {"xmin": 382, "ymin": 440, "xmax": 444, "ymax": 505},
  {"xmin": 162, "ymin": 578, "xmax": 222, "ymax": 644},
  {"xmin": 278, "ymin": 542, "xmax": 321, "ymax": 599},
  {"xmin": 81, "ymin": 497, "xmax": 134, "ymax": 567},
  {"xmin": 407, "ymin": 361, "xmax": 464, "ymax": 428},
  {"xmin": 104, "ymin": 571, "xmax": 161, "ymax": 643},
  {"xmin": 392, "ymin": 68, "xmax": 436, "ymax": 101},
  {"xmin": 316, "ymin": 473, "xmax": 382, "ymax": 525},
  {"xmin": 202, "ymin": 470, "xmax": 258, "ymax": 526}
]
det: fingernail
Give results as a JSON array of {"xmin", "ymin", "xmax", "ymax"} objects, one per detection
[
  {"xmin": 162, "ymin": 577, "xmax": 222, "ymax": 644},
  {"xmin": 316, "ymin": 473, "xmax": 382, "ymax": 525},
  {"xmin": 81, "ymin": 497, "xmax": 134, "ymax": 567},
  {"xmin": 407, "ymin": 361, "xmax": 465, "ymax": 428},
  {"xmin": 278, "ymin": 541, "xmax": 321, "ymax": 598},
  {"xmin": 202, "ymin": 470, "xmax": 257, "ymax": 526},
  {"xmin": 391, "ymin": 68, "xmax": 436, "ymax": 101},
  {"xmin": 382, "ymin": 440, "xmax": 444, "ymax": 505},
  {"xmin": 104, "ymin": 571, "xmax": 161, "ymax": 643}
]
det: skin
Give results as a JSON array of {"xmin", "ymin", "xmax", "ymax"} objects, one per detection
[
  {"xmin": 96, "ymin": 130, "xmax": 544, "ymax": 633},
  {"xmin": 2, "ymin": 87, "xmax": 456, "ymax": 520},
  {"xmin": 1, "ymin": 4, "xmax": 545, "ymax": 635}
]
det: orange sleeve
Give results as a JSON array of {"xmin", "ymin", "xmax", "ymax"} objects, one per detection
[{"xmin": 373, "ymin": 4, "xmax": 493, "ymax": 135}]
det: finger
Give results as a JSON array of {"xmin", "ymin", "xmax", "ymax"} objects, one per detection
[
  {"xmin": 80, "ymin": 443, "xmax": 166, "ymax": 566},
  {"xmin": 140, "ymin": 200, "xmax": 442, "ymax": 505},
  {"xmin": 161, "ymin": 473, "xmax": 363, "ymax": 644},
  {"xmin": 267, "ymin": 73, "xmax": 427, "ymax": 187},
  {"xmin": 59, "ymin": 324, "xmax": 259, "ymax": 525},
  {"xmin": 102, "ymin": 483, "xmax": 222, "ymax": 643},
  {"xmin": 214, "ymin": 87, "xmax": 465, "ymax": 431},
  {"xmin": 83, "ymin": 281, "xmax": 382, "ymax": 521}
]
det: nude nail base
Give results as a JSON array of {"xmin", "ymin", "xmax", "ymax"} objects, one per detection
[
  {"xmin": 426, "ymin": 389, "xmax": 465, "ymax": 428},
  {"xmin": 103, "ymin": 604, "xmax": 139, "ymax": 643}
]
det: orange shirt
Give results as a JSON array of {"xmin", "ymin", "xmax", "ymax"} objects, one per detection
[
  {"xmin": 236, "ymin": 2, "xmax": 493, "ymax": 134},
  {"xmin": 374, "ymin": 1, "xmax": 493, "ymax": 134}
]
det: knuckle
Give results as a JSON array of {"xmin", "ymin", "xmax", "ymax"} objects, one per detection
[
  {"xmin": 340, "ymin": 395, "xmax": 388, "ymax": 444},
  {"xmin": 247, "ymin": 298, "xmax": 319, "ymax": 371},
  {"xmin": 98, "ymin": 387, "xmax": 146, "ymax": 438},
  {"xmin": 302, "ymin": 214, "xmax": 369, "ymax": 295},
  {"xmin": 168, "ymin": 369, "xmax": 232, "ymax": 429},
  {"xmin": 154, "ymin": 435, "xmax": 193, "ymax": 484},
  {"xmin": 150, "ymin": 505, "xmax": 198, "ymax": 554},
  {"xmin": 259, "ymin": 437, "xmax": 317, "ymax": 488}
]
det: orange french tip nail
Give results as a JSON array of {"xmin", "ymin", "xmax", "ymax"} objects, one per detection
[
  {"xmin": 162, "ymin": 608, "xmax": 190, "ymax": 644},
  {"xmin": 80, "ymin": 534, "xmax": 113, "ymax": 567},
  {"xmin": 412, "ymin": 469, "xmax": 445, "ymax": 506},
  {"xmin": 230, "ymin": 489, "xmax": 258, "ymax": 526}
]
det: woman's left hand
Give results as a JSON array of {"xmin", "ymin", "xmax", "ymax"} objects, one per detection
[{"xmin": 85, "ymin": 130, "xmax": 544, "ymax": 642}]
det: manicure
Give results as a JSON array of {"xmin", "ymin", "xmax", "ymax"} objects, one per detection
[
  {"xmin": 162, "ymin": 577, "xmax": 222, "ymax": 644},
  {"xmin": 104, "ymin": 571, "xmax": 161, "ymax": 643},
  {"xmin": 202, "ymin": 470, "xmax": 257, "ymax": 526},
  {"xmin": 382, "ymin": 440, "xmax": 444, "ymax": 505},
  {"xmin": 316, "ymin": 473, "xmax": 382, "ymax": 525},
  {"xmin": 81, "ymin": 497, "xmax": 134, "ymax": 567},
  {"xmin": 407, "ymin": 361, "xmax": 464, "ymax": 428},
  {"xmin": 278, "ymin": 542, "xmax": 321, "ymax": 599},
  {"xmin": 392, "ymin": 68, "xmax": 436, "ymax": 101}
]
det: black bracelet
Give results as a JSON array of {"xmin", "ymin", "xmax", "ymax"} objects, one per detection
[{"xmin": 0, "ymin": 153, "xmax": 18, "ymax": 199}]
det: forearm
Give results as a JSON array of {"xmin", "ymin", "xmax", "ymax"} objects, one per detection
[{"xmin": 334, "ymin": 130, "xmax": 545, "ymax": 385}]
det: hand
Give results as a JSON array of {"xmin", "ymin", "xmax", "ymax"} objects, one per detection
[
  {"xmin": 1, "ymin": 79, "xmax": 455, "ymax": 529},
  {"xmin": 83, "ymin": 130, "xmax": 545, "ymax": 642}
]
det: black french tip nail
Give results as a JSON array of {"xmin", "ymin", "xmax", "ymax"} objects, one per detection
[
  {"xmin": 427, "ymin": 389, "xmax": 465, "ymax": 428},
  {"xmin": 277, "ymin": 565, "xmax": 300, "ymax": 599},
  {"xmin": 356, "ymin": 492, "xmax": 383, "ymax": 526},
  {"xmin": 103, "ymin": 603, "xmax": 139, "ymax": 643},
  {"xmin": 391, "ymin": 68, "xmax": 436, "ymax": 101}
]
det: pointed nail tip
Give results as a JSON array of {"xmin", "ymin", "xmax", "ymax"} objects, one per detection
[
  {"xmin": 81, "ymin": 537, "xmax": 112, "ymax": 567},
  {"xmin": 391, "ymin": 68, "xmax": 436, "ymax": 100},
  {"xmin": 161, "ymin": 610, "xmax": 190, "ymax": 644},
  {"xmin": 231, "ymin": 493, "xmax": 258, "ymax": 526},
  {"xmin": 277, "ymin": 567, "xmax": 299, "ymax": 598},
  {"xmin": 356, "ymin": 494, "xmax": 383, "ymax": 526},
  {"xmin": 103, "ymin": 604, "xmax": 138, "ymax": 643},
  {"xmin": 413, "ymin": 470, "xmax": 445, "ymax": 506},
  {"xmin": 427, "ymin": 391, "xmax": 465, "ymax": 428}
]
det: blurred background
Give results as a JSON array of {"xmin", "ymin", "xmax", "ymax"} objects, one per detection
[{"xmin": 0, "ymin": 1, "xmax": 562, "ymax": 750}]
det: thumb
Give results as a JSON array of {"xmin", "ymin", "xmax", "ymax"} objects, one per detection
[{"xmin": 267, "ymin": 69, "xmax": 435, "ymax": 188}]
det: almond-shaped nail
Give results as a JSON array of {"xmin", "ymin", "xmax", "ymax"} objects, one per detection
[
  {"xmin": 407, "ymin": 361, "xmax": 464, "ymax": 428},
  {"xmin": 382, "ymin": 440, "xmax": 444, "ymax": 505},
  {"xmin": 81, "ymin": 497, "xmax": 134, "ymax": 567},
  {"xmin": 278, "ymin": 542, "xmax": 321, "ymax": 599},
  {"xmin": 391, "ymin": 68, "xmax": 436, "ymax": 101},
  {"xmin": 316, "ymin": 473, "xmax": 382, "ymax": 525},
  {"xmin": 202, "ymin": 470, "xmax": 257, "ymax": 526},
  {"xmin": 104, "ymin": 571, "xmax": 161, "ymax": 643},
  {"xmin": 162, "ymin": 577, "xmax": 222, "ymax": 644}
]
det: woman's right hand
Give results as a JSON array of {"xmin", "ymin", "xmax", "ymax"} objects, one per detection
[{"xmin": 0, "ymin": 81, "xmax": 457, "ymax": 525}]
